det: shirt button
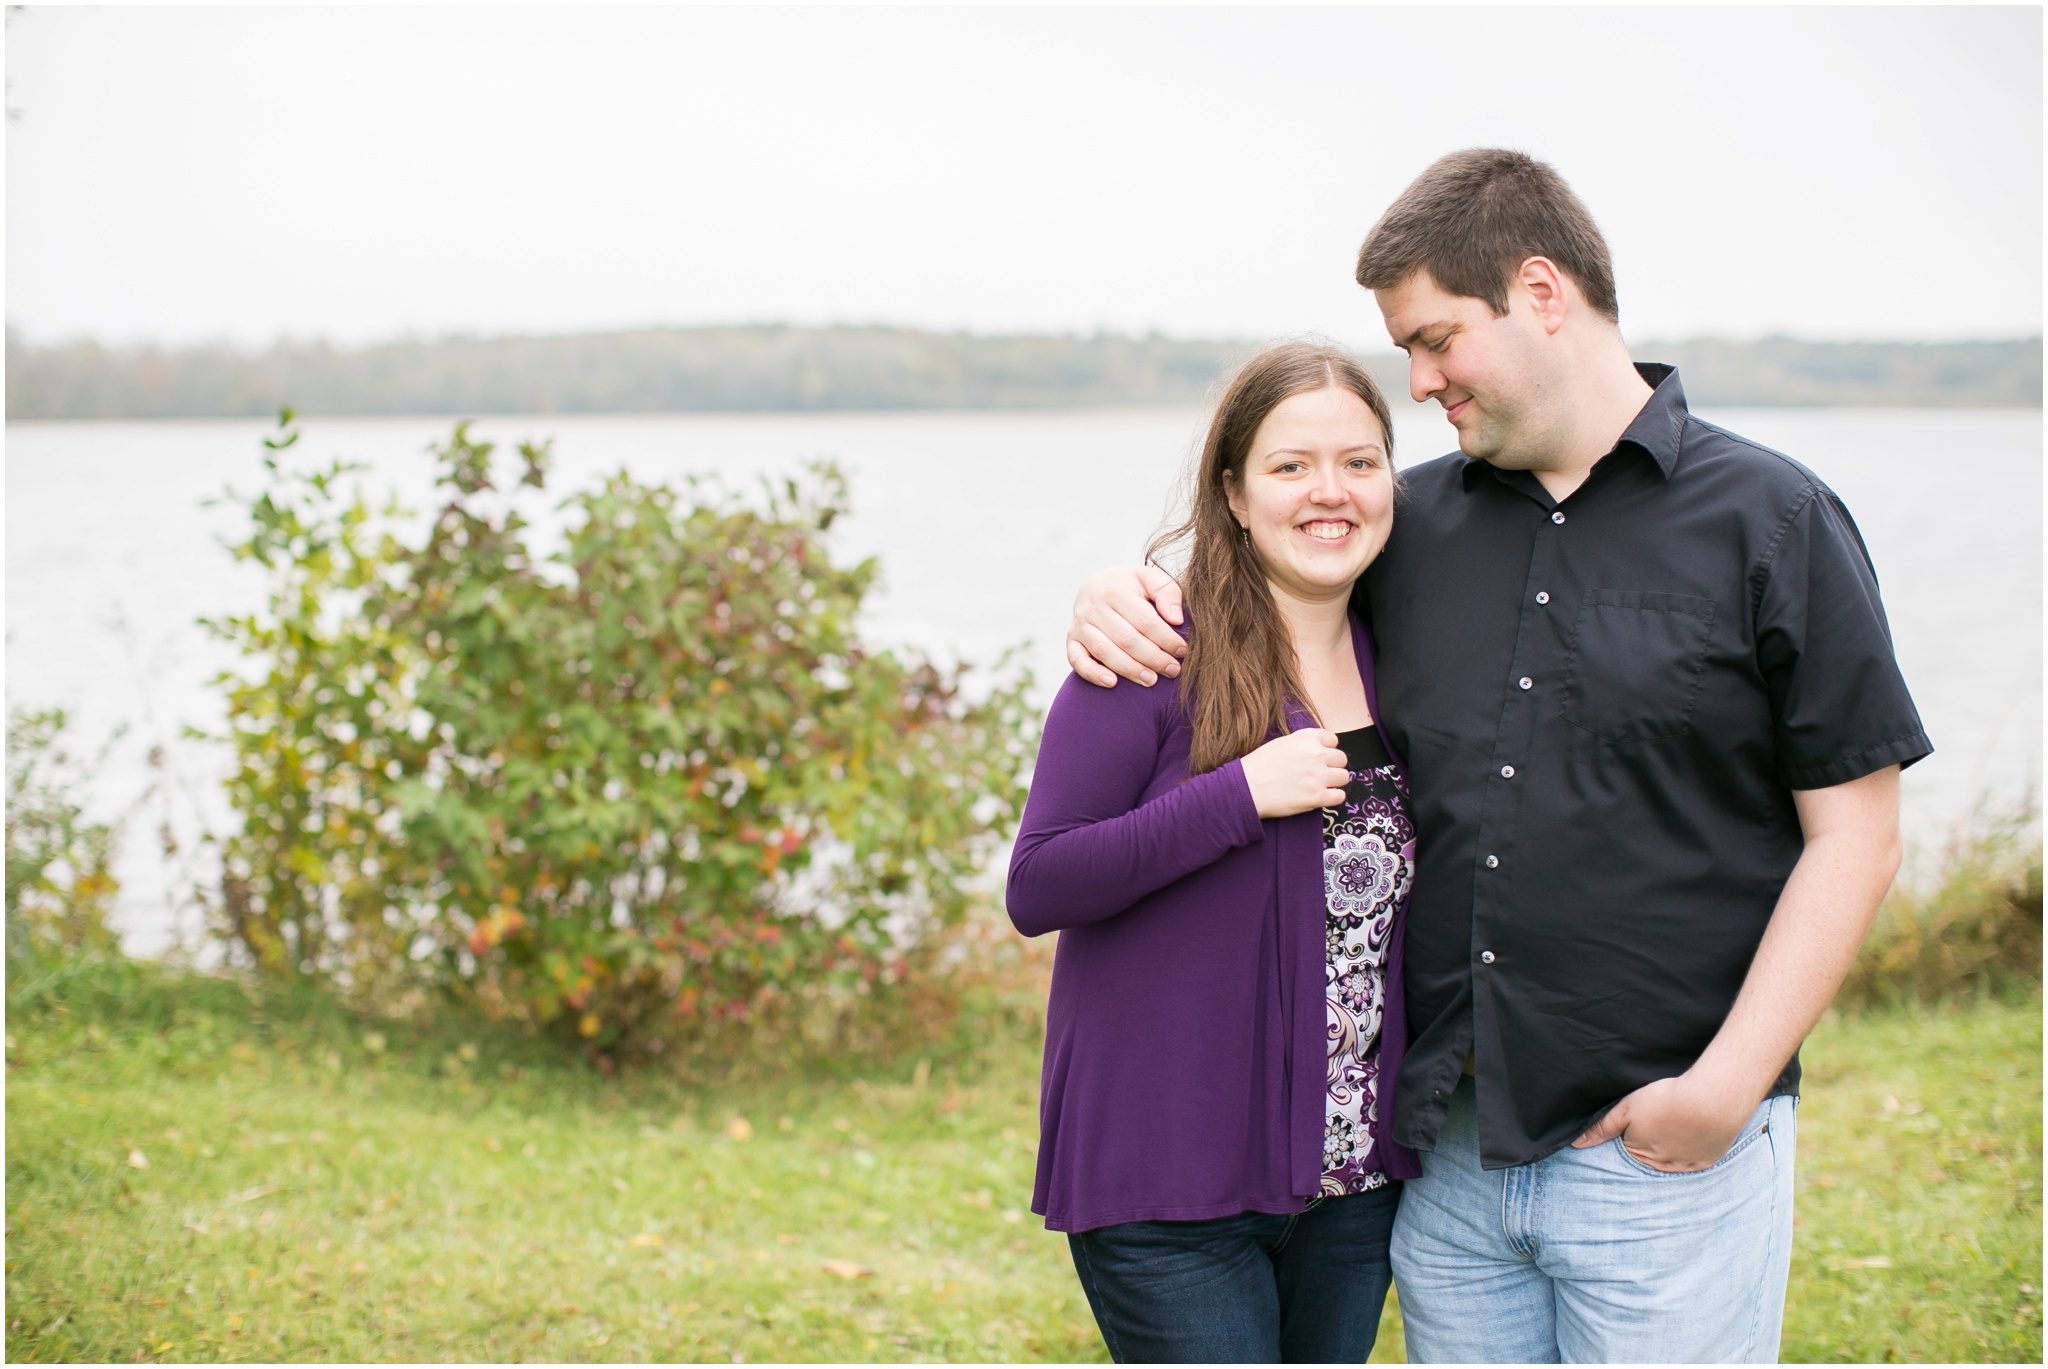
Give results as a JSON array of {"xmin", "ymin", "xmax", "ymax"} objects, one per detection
[
  {"xmin": 1484, "ymin": 854, "xmax": 1500, "ymax": 869},
  {"xmin": 1535, "ymin": 591, "xmax": 1550, "ymax": 605},
  {"xmin": 1518, "ymin": 676, "xmax": 1533, "ymax": 690},
  {"xmin": 1500, "ymin": 765, "xmax": 1516, "ymax": 779},
  {"xmin": 1480, "ymin": 951, "xmax": 1497, "ymax": 965},
  {"xmin": 1551, "ymin": 511, "xmax": 1566, "ymax": 525}
]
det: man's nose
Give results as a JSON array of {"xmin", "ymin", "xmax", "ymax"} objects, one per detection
[
  {"xmin": 1409, "ymin": 352, "xmax": 1441, "ymax": 401},
  {"xmin": 1408, "ymin": 355, "xmax": 1440, "ymax": 404}
]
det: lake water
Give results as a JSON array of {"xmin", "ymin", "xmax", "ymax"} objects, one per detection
[{"xmin": 8, "ymin": 405, "xmax": 2040, "ymax": 954}]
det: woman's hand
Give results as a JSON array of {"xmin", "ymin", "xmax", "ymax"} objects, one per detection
[{"xmin": 1240, "ymin": 728, "xmax": 1350, "ymax": 818}]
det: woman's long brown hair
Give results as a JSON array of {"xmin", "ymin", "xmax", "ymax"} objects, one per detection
[{"xmin": 1145, "ymin": 341, "xmax": 1395, "ymax": 776}]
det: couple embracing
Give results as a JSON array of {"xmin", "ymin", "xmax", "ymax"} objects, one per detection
[{"xmin": 1005, "ymin": 150, "xmax": 1930, "ymax": 1364}]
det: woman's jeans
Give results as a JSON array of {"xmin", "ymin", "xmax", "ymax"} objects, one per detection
[
  {"xmin": 1393, "ymin": 1077, "xmax": 1798, "ymax": 1363},
  {"xmin": 1066, "ymin": 1186, "xmax": 1401, "ymax": 1363}
]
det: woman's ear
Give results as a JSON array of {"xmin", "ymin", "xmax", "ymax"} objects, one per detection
[{"xmin": 1223, "ymin": 470, "xmax": 1248, "ymax": 529}]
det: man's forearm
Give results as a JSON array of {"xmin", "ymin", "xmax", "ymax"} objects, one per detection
[
  {"xmin": 1686, "ymin": 774, "xmax": 1904, "ymax": 1112},
  {"xmin": 1572, "ymin": 766, "xmax": 1903, "ymax": 1167}
]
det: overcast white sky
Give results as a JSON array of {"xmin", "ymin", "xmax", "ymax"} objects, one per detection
[{"xmin": 6, "ymin": 5, "xmax": 2041, "ymax": 350}]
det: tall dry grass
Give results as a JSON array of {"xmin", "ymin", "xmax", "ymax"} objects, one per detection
[{"xmin": 1840, "ymin": 799, "xmax": 2042, "ymax": 1008}]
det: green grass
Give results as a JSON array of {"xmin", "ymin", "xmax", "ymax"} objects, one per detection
[
  {"xmin": 3, "ymin": 960, "xmax": 1094, "ymax": 1363},
  {"xmin": 1783, "ymin": 999, "xmax": 2042, "ymax": 1362},
  {"xmin": 4, "ymin": 963, "xmax": 2038, "ymax": 1363}
]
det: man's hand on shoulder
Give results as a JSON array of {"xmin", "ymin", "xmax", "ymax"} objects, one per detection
[
  {"xmin": 1066, "ymin": 565, "xmax": 1188, "ymax": 689},
  {"xmin": 1570, "ymin": 1073, "xmax": 1755, "ymax": 1173}
]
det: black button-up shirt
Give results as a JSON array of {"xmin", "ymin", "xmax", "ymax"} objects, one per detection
[{"xmin": 1359, "ymin": 365, "xmax": 1931, "ymax": 1169}]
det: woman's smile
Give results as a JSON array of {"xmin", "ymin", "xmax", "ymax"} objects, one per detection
[{"xmin": 1226, "ymin": 384, "xmax": 1395, "ymax": 604}]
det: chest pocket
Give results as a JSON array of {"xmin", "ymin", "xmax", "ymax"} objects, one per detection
[{"xmin": 1561, "ymin": 590, "xmax": 1717, "ymax": 743}]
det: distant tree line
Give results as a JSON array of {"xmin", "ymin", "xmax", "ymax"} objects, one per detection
[
  {"xmin": 5, "ymin": 325, "xmax": 2038, "ymax": 419},
  {"xmin": 3, "ymin": 326, "xmax": 1254, "ymax": 419},
  {"xmin": 1635, "ymin": 336, "xmax": 2041, "ymax": 409}
]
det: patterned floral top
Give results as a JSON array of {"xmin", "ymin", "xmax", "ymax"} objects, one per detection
[{"xmin": 1320, "ymin": 725, "xmax": 1416, "ymax": 1196}]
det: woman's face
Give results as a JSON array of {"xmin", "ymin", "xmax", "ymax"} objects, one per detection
[{"xmin": 1226, "ymin": 385, "xmax": 1394, "ymax": 605}]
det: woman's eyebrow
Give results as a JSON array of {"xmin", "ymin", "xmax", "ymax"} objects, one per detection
[{"xmin": 1261, "ymin": 444, "xmax": 1386, "ymax": 458}]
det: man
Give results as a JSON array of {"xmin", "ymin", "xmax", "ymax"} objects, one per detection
[{"xmin": 1065, "ymin": 148, "xmax": 1929, "ymax": 1362}]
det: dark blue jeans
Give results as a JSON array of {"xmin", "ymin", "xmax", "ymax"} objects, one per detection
[{"xmin": 1066, "ymin": 1186, "xmax": 1401, "ymax": 1363}]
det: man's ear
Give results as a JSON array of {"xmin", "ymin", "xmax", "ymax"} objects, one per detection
[{"xmin": 1516, "ymin": 256, "xmax": 1571, "ymax": 335}]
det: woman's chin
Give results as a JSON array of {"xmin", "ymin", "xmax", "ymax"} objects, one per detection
[{"xmin": 1268, "ymin": 559, "xmax": 1369, "ymax": 601}]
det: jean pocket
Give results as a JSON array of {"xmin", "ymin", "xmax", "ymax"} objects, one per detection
[
  {"xmin": 1561, "ymin": 590, "xmax": 1716, "ymax": 743},
  {"xmin": 1610, "ymin": 1115, "xmax": 1770, "ymax": 1178}
]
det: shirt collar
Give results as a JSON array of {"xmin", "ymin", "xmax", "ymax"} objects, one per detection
[{"xmin": 1459, "ymin": 362, "xmax": 1689, "ymax": 489}]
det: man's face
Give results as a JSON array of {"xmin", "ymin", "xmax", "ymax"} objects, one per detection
[{"xmin": 1373, "ymin": 270, "xmax": 1549, "ymax": 467}]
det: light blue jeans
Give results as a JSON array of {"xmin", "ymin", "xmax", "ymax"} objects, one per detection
[{"xmin": 1392, "ymin": 1077, "xmax": 1797, "ymax": 1363}]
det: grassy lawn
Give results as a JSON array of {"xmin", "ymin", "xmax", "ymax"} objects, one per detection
[
  {"xmin": 4, "ymin": 965, "xmax": 2038, "ymax": 1363},
  {"xmin": 1784, "ymin": 999, "xmax": 2041, "ymax": 1362}
]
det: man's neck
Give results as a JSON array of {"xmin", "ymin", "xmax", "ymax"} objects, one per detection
[{"xmin": 1530, "ymin": 343, "xmax": 1656, "ymax": 502}]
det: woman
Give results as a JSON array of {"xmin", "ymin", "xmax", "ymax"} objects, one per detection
[{"xmin": 1007, "ymin": 342, "xmax": 1420, "ymax": 1364}]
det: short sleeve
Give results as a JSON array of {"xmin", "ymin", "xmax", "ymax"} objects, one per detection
[{"xmin": 1754, "ymin": 486, "xmax": 1933, "ymax": 790}]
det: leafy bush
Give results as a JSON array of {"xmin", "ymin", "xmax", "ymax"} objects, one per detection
[
  {"xmin": 5, "ymin": 707, "xmax": 123, "ymax": 964},
  {"xmin": 204, "ymin": 415, "xmax": 1033, "ymax": 1055},
  {"xmin": 1840, "ymin": 799, "xmax": 2042, "ymax": 1007}
]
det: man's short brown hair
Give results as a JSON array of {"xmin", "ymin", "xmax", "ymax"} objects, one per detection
[{"xmin": 1355, "ymin": 149, "xmax": 1620, "ymax": 323}]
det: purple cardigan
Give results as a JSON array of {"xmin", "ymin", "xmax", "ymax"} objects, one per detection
[{"xmin": 1007, "ymin": 614, "xmax": 1420, "ymax": 1234}]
